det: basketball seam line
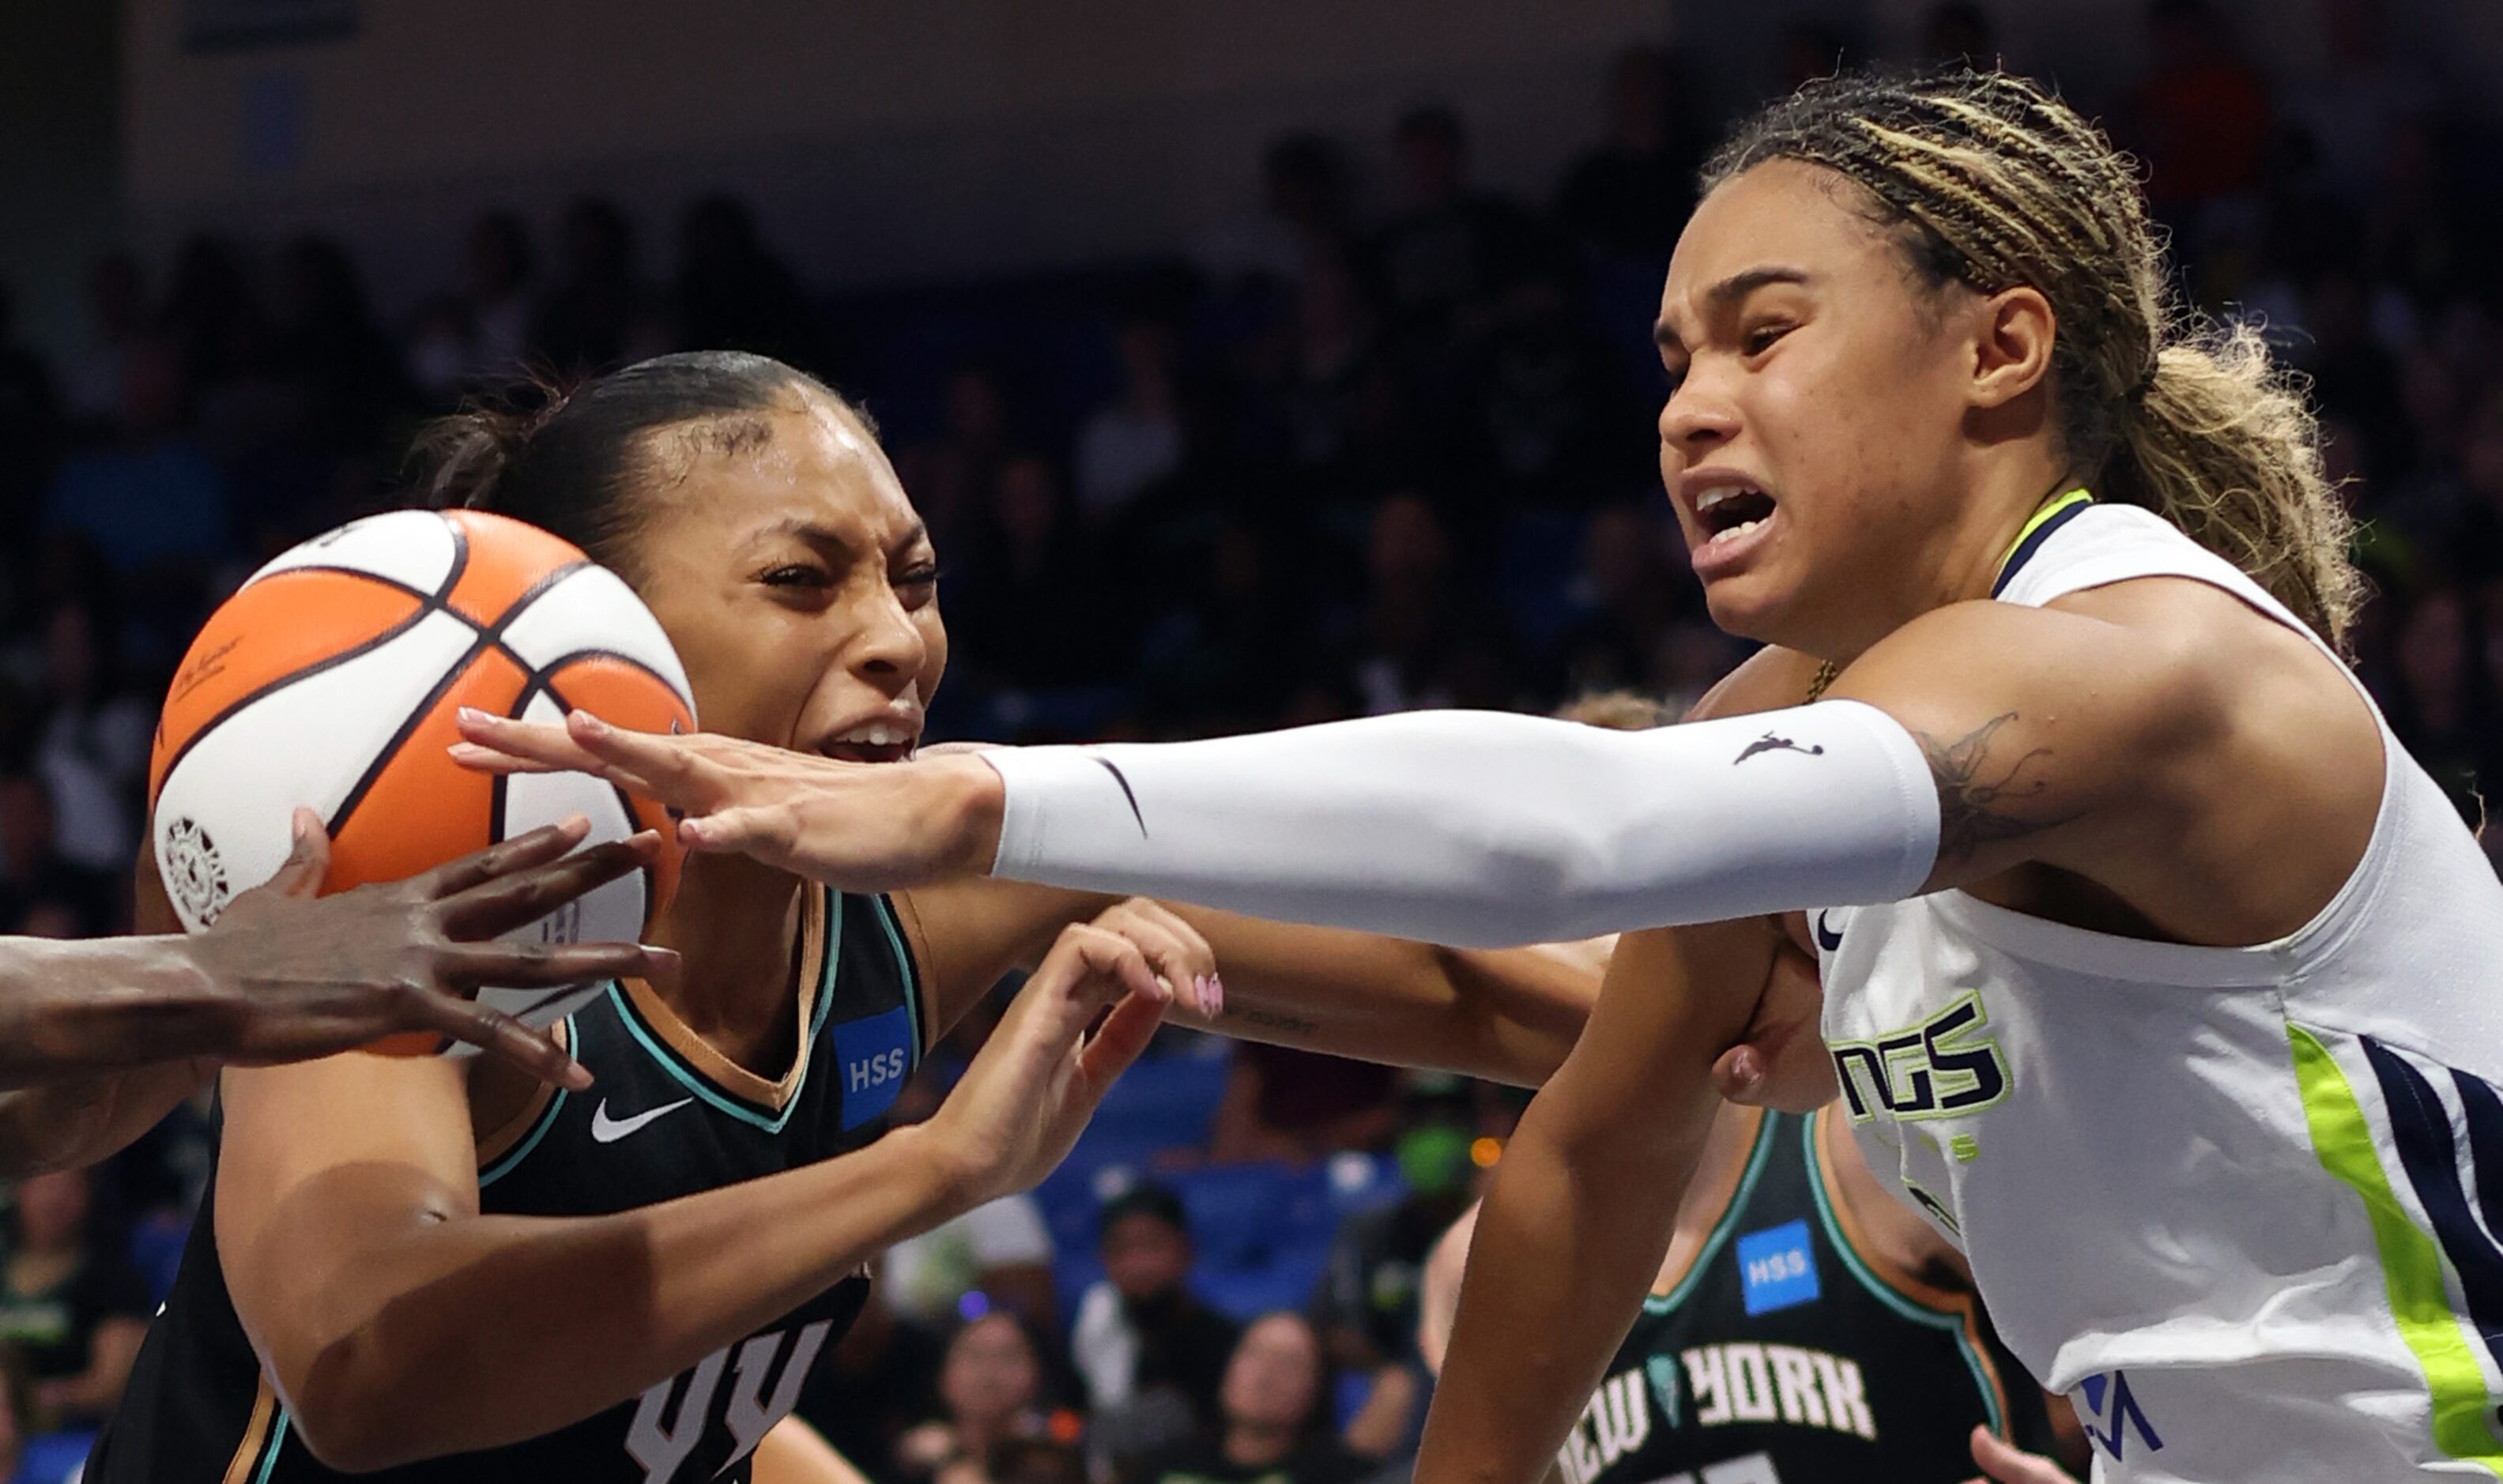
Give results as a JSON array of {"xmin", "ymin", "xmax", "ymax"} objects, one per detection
[
  {"xmin": 153, "ymin": 522, "xmax": 473, "ymax": 808},
  {"xmin": 323, "ymin": 559, "xmax": 593, "ymax": 839}
]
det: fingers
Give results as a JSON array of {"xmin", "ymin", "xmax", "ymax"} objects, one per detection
[
  {"xmin": 1076, "ymin": 984, "xmax": 1167, "ymax": 1091},
  {"xmin": 675, "ymin": 804, "xmax": 790, "ymax": 856},
  {"xmin": 1966, "ymin": 1426, "xmax": 2075, "ymax": 1483},
  {"xmin": 267, "ymin": 809, "xmax": 334, "ymax": 899},
  {"xmin": 1095, "ymin": 899, "xmax": 1222, "ymax": 1019},
  {"xmin": 421, "ymin": 816, "xmax": 594, "ymax": 897},
  {"xmin": 439, "ymin": 940, "xmax": 681, "ymax": 989},
  {"xmin": 564, "ymin": 711, "xmax": 711, "ymax": 800},
  {"xmin": 405, "ymin": 989, "xmax": 595, "ymax": 1092},
  {"xmin": 439, "ymin": 831, "xmax": 662, "ymax": 938},
  {"xmin": 451, "ymin": 709, "xmax": 613, "ymax": 777}
]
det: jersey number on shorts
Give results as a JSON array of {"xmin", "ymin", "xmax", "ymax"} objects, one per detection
[{"xmin": 624, "ymin": 1319, "xmax": 833, "ymax": 1483}]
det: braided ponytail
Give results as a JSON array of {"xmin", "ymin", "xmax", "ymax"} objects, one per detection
[{"xmin": 1707, "ymin": 70, "xmax": 2362, "ymax": 647}]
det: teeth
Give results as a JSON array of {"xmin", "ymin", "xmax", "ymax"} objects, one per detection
[
  {"xmin": 1706, "ymin": 518, "xmax": 1765, "ymax": 545},
  {"xmin": 1694, "ymin": 484, "xmax": 1761, "ymax": 514},
  {"xmin": 831, "ymin": 723, "xmax": 910, "ymax": 748}
]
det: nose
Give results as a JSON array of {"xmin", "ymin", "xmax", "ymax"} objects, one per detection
[
  {"xmin": 849, "ymin": 581, "xmax": 929, "ymax": 688},
  {"xmin": 1658, "ymin": 373, "xmax": 1740, "ymax": 465}
]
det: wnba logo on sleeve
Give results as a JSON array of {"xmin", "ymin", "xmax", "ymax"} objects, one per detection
[{"xmin": 831, "ymin": 1006, "xmax": 913, "ymax": 1130}]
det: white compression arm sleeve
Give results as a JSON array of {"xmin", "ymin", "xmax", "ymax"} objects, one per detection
[{"xmin": 982, "ymin": 700, "xmax": 1939, "ymax": 947}]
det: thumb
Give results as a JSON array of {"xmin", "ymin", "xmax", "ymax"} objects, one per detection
[
  {"xmin": 269, "ymin": 808, "xmax": 333, "ymax": 898},
  {"xmin": 677, "ymin": 804, "xmax": 782, "ymax": 857},
  {"xmin": 1967, "ymin": 1424, "xmax": 2070, "ymax": 1483}
]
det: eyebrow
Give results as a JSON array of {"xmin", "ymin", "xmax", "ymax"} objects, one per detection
[
  {"xmin": 755, "ymin": 517, "xmax": 932, "ymax": 557},
  {"xmin": 1653, "ymin": 266, "xmax": 1817, "ymax": 349}
]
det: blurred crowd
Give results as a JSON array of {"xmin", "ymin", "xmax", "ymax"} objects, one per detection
[{"xmin": 0, "ymin": 0, "xmax": 2498, "ymax": 1479}]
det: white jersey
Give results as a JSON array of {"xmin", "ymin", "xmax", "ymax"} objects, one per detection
[{"xmin": 1819, "ymin": 502, "xmax": 2503, "ymax": 1483}]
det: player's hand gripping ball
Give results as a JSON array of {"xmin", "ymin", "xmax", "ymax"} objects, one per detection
[{"xmin": 148, "ymin": 510, "xmax": 695, "ymax": 1055}]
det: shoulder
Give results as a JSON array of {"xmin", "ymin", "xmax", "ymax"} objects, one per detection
[{"xmin": 1687, "ymin": 646, "xmax": 1824, "ymax": 722}]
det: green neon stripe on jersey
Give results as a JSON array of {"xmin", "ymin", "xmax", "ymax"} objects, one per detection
[
  {"xmin": 1802, "ymin": 1115, "xmax": 2005, "ymax": 1438},
  {"xmin": 1992, "ymin": 487, "xmax": 2094, "ymax": 583},
  {"xmin": 1644, "ymin": 1113, "xmax": 1780, "ymax": 1315},
  {"xmin": 2290, "ymin": 1023, "xmax": 2503, "ymax": 1477},
  {"xmin": 255, "ymin": 1409, "xmax": 292, "ymax": 1484}
]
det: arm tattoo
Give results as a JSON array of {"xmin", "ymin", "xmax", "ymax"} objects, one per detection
[
  {"xmin": 1915, "ymin": 712, "xmax": 2077, "ymax": 865},
  {"xmin": 1223, "ymin": 1005, "xmax": 1321, "ymax": 1037}
]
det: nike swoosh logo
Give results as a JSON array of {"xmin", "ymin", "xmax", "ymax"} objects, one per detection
[
  {"xmin": 1814, "ymin": 910, "xmax": 1843, "ymax": 952},
  {"xmin": 589, "ymin": 1096, "xmax": 694, "ymax": 1143}
]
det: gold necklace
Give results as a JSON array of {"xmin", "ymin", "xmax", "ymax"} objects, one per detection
[{"xmin": 1806, "ymin": 659, "xmax": 1838, "ymax": 703}]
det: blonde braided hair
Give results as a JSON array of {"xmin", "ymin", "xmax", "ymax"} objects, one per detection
[{"xmin": 1706, "ymin": 70, "xmax": 2362, "ymax": 648}]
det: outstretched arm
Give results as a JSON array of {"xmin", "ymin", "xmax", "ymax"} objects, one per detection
[{"xmin": 455, "ymin": 598, "xmax": 2215, "ymax": 948}]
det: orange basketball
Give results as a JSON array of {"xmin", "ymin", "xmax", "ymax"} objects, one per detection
[{"xmin": 148, "ymin": 509, "xmax": 696, "ymax": 1055}]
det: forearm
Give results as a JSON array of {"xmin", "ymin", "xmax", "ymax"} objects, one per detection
[
  {"xmin": 1182, "ymin": 920, "xmax": 1594, "ymax": 1087},
  {"xmin": 262, "ymin": 1124, "xmax": 969, "ymax": 1468},
  {"xmin": 983, "ymin": 703, "xmax": 1937, "ymax": 947},
  {"xmin": 1418, "ymin": 1090, "xmax": 1709, "ymax": 1484},
  {"xmin": 0, "ymin": 1059, "xmax": 214, "ymax": 1177},
  {"xmin": 0, "ymin": 936, "xmax": 236, "ymax": 1086}
]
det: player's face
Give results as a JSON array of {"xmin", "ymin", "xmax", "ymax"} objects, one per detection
[
  {"xmin": 1654, "ymin": 159, "xmax": 1981, "ymax": 653},
  {"xmin": 1219, "ymin": 1313, "xmax": 1322, "ymax": 1429},
  {"xmin": 628, "ymin": 392, "xmax": 947, "ymax": 764}
]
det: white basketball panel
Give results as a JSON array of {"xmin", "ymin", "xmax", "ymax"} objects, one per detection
[
  {"xmin": 497, "ymin": 565, "xmax": 695, "ymax": 713},
  {"xmin": 440, "ymin": 687, "xmax": 653, "ymax": 1057},
  {"xmin": 151, "ymin": 608, "xmax": 480, "ymax": 933},
  {"xmin": 247, "ymin": 510, "xmax": 462, "ymax": 595}
]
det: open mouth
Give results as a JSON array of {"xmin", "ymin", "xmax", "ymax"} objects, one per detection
[
  {"xmin": 1695, "ymin": 484, "xmax": 1777, "ymax": 544},
  {"xmin": 818, "ymin": 721, "xmax": 920, "ymax": 765}
]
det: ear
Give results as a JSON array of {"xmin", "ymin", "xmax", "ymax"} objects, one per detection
[{"xmin": 1966, "ymin": 285, "xmax": 2057, "ymax": 409}]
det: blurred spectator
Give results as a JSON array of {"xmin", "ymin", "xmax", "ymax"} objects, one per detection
[
  {"xmin": 0, "ymin": 282, "xmax": 62, "ymax": 528},
  {"xmin": 881, "ymin": 1194, "xmax": 1059, "ymax": 1332},
  {"xmin": 892, "ymin": 1313, "xmax": 1061, "ymax": 1482},
  {"xmin": 0, "ymin": 1343, "xmax": 43, "ymax": 1484},
  {"xmin": 1208, "ymin": 1041, "xmax": 1400, "ymax": 1167},
  {"xmin": 2386, "ymin": 587, "xmax": 2490, "ymax": 825},
  {"xmin": 1133, "ymin": 1313, "xmax": 1363, "ymax": 1484},
  {"xmin": 1070, "ymin": 1184, "xmax": 1240, "ymax": 1470},
  {"xmin": 1197, "ymin": 134, "xmax": 1351, "ymax": 288},
  {"xmin": 2130, "ymin": 0, "xmax": 2273, "ymax": 213},
  {"xmin": 153, "ymin": 235, "xmax": 265, "ymax": 394},
  {"xmin": 980, "ymin": 1437, "xmax": 1088, "ymax": 1484},
  {"xmin": 0, "ymin": 1169, "xmax": 149, "ymax": 1429},
  {"xmin": 24, "ymin": 601, "xmax": 150, "ymax": 872},
  {"xmin": 266, "ymin": 235, "xmax": 409, "ymax": 454},
  {"xmin": 2288, "ymin": 0, "xmax": 2433, "ymax": 202},
  {"xmin": 801, "ymin": 1280, "xmax": 948, "ymax": 1483},
  {"xmin": 947, "ymin": 454, "xmax": 1127, "ymax": 691},
  {"xmin": 673, "ymin": 194, "xmax": 824, "ymax": 372},
  {"xmin": 1556, "ymin": 503, "xmax": 1689, "ymax": 698},
  {"xmin": 1371, "ymin": 107, "xmax": 1544, "ymax": 348},
  {"xmin": 1555, "ymin": 47, "xmax": 1705, "ymax": 266},
  {"xmin": 41, "ymin": 337, "xmax": 232, "ymax": 575},
  {"xmin": 533, "ymin": 197, "xmax": 658, "ymax": 375},
  {"xmin": 409, "ymin": 211, "xmax": 541, "ymax": 401},
  {"xmin": 62, "ymin": 254, "xmax": 145, "ymax": 429},
  {"xmin": 1076, "ymin": 318, "xmax": 1186, "ymax": 518},
  {"xmin": 0, "ymin": 776, "xmax": 116, "ymax": 939},
  {"xmin": 1922, "ymin": 2, "xmax": 1999, "ymax": 69}
]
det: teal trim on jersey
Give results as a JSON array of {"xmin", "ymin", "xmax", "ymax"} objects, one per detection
[
  {"xmin": 812, "ymin": 887, "xmax": 844, "ymax": 1043},
  {"xmin": 255, "ymin": 1408, "xmax": 292, "ymax": 1483},
  {"xmin": 477, "ymin": 1012, "xmax": 577, "ymax": 1190},
  {"xmin": 1643, "ymin": 1112, "xmax": 1781, "ymax": 1315},
  {"xmin": 1801, "ymin": 1115, "xmax": 2006, "ymax": 1437},
  {"xmin": 870, "ymin": 893, "xmax": 925, "ymax": 1057},
  {"xmin": 608, "ymin": 893, "xmax": 841, "ymax": 1135}
]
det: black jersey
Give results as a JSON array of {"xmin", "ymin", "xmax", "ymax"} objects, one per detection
[
  {"xmin": 1552, "ymin": 1109, "xmax": 2053, "ymax": 1484},
  {"xmin": 91, "ymin": 886, "xmax": 924, "ymax": 1484}
]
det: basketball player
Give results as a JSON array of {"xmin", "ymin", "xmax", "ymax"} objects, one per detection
[
  {"xmin": 0, "ymin": 812, "xmax": 663, "ymax": 1174},
  {"xmin": 89, "ymin": 350, "xmax": 1683, "ymax": 1483},
  {"xmin": 463, "ymin": 73, "xmax": 2503, "ymax": 1482}
]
